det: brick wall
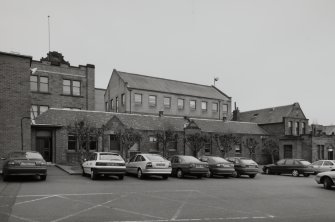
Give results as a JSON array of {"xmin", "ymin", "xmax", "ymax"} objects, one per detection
[{"xmin": 0, "ymin": 52, "xmax": 32, "ymax": 157}]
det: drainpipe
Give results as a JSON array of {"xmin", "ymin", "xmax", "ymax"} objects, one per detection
[
  {"xmin": 21, "ymin": 117, "xmax": 31, "ymax": 151},
  {"xmin": 129, "ymin": 89, "xmax": 132, "ymax": 114}
]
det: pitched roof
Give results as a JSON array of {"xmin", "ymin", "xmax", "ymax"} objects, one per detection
[
  {"xmin": 323, "ymin": 126, "xmax": 335, "ymax": 135},
  {"xmin": 115, "ymin": 70, "xmax": 230, "ymax": 100},
  {"xmin": 35, "ymin": 109, "xmax": 268, "ymax": 135},
  {"xmin": 238, "ymin": 103, "xmax": 306, "ymax": 124}
]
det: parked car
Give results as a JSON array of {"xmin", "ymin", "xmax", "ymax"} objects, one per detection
[
  {"xmin": 315, "ymin": 171, "xmax": 335, "ymax": 189},
  {"xmin": 199, "ymin": 156, "xmax": 235, "ymax": 178},
  {"xmin": 169, "ymin": 155, "xmax": 209, "ymax": 179},
  {"xmin": 126, "ymin": 153, "xmax": 171, "ymax": 179},
  {"xmin": 310, "ymin": 160, "xmax": 335, "ymax": 174},
  {"xmin": 226, "ymin": 157, "xmax": 259, "ymax": 178},
  {"xmin": 82, "ymin": 152, "xmax": 126, "ymax": 180},
  {"xmin": 1, "ymin": 151, "xmax": 47, "ymax": 181},
  {"xmin": 263, "ymin": 159, "xmax": 314, "ymax": 177}
]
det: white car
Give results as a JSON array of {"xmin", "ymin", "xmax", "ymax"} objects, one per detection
[
  {"xmin": 82, "ymin": 152, "xmax": 126, "ymax": 180},
  {"xmin": 310, "ymin": 160, "xmax": 335, "ymax": 174},
  {"xmin": 315, "ymin": 171, "xmax": 335, "ymax": 189},
  {"xmin": 126, "ymin": 153, "xmax": 172, "ymax": 179}
]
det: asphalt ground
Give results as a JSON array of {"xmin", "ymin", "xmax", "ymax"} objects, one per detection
[{"xmin": 0, "ymin": 166, "xmax": 334, "ymax": 222}]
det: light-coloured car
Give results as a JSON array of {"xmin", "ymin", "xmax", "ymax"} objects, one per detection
[
  {"xmin": 82, "ymin": 152, "xmax": 126, "ymax": 180},
  {"xmin": 311, "ymin": 160, "xmax": 335, "ymax": 174},
  {"xmin": 126, "ymin": 153, "xmax": 172, "ymax": 179},
  {"xmin": 315, "ymin": 171, "xmax": 335, "ymax": 189}
]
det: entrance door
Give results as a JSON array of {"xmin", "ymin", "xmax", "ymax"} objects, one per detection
[
  {"xmin": 110, "ymin": 135, "xmax": 120, "ymax": 152},
  {"xmin": 328, "ymin": 149, "xmax": 334, "ymax": 160},
  {"xmin": 284, "ymin": 145, "xmax": 293, "ymax": 159},
  {"xmin": 37, "ymin": 137, "xmax": 52, "ymax": 162}
]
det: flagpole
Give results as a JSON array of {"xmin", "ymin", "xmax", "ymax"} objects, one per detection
[{"xmin": 48, "ymin": 15, "xmax": 51, "ymax": 60}]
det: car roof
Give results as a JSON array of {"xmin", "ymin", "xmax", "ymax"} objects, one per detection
[{"xmin": 94, "ymin": 152, "xmax": 120, "ymax": 155}]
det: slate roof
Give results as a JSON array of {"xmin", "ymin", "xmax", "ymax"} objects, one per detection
[
  {"xmin": 238, "ymin": 103, "xmax": 303, "ymax": 124},
  {"xmin": 35, "ymin": 109, "xmax": 268, "ymax": 135},
  {"xmin": 323, "ymin": 126, "xmax": 335, "ymax": 135},
  {"xmin": 115, "ymin": 70, "xmax": 230, "ymax": 100}
]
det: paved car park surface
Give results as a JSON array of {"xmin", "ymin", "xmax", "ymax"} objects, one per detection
[{"xmin": 0, "ymin": 166, "xmax": 334, "ymax": 222}]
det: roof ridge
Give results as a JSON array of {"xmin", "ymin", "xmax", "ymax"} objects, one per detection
[
  {"xmin": 240, "ymin": 103, "xmax": 295, "ymax": 114},
  {"xmin": 117, "ymin": 70, "xmax": 214, "ymax": 89}
]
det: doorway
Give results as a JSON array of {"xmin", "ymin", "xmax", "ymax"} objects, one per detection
[
  {"xmin": 36, "ymin": 137, "xmax": 52, "ymax": 162},
  {"xmin": 283, "ymin": 145, "xmax": 293, "ymax": 159},
  {"xmin": 328, "ymin": 149, "xmax": 334, "ymax": 160}
]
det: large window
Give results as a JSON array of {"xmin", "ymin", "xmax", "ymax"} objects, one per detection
[
  {"xmin": 301, "ymin": 122, "xmax": 306, "ymax": 134},
  {"xmin": 30, "ymin": 75, "xmax": 49, "ymax": 92},
  {"xmin": 63, "ymin": 79, "xmax": 81, "ymax": 96},
  {"xmin": 110, "ymin": 99, "xmax": 113, "ymax": 111},
  {"xmin": 295, "ymin": 122, "xmax": 300, "ymax": 135},
  {"xmin": 212, "ymin": 103, "xmax": 218, "ymax": 112},
  {"xmin": 178, "ymin": 99, "xmax": 184, "ymax": 109},
  {"xmin": 116, "ymin": 97, "xmax": 119, "ymax": 112},
  {"xmin": 149, "ymin": 95, "xmax": 157, "ymax": 106},
  {"xmin": 68, "ymin": 135, "xmax": 77, "ymax": 150},
  {"xmin": 190, "ymin": 100, "xmax": 196, "ymax": 110},
  {"xmin": 164, "ymin": 97, "xmax": 171, "ymax": 108},
  {"xmin": 121, "ymin": 94, "xmax": 125, "ymax": 106},
  {"xmin": 201, "ymin": 101, "xmax": 207, "ymax": 111},
  {"xmin": 222, "ymin": 104, "xmax": 228, "ymax": 113},
  {"xmin": 31, "ymin": 105, "xmax": 49, "ymax": 120},
  {"xmin": 134, "ymin": 93, "xmax": 142, "ymax": 104},
  {"xmin": 288, "ymin": 121, "xmax": 293, "ymax": 135}
]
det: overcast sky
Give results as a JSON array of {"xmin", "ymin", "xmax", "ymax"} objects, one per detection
[{"xmin": 1, "ymin": 0, "xmax": 335, "ymax": 125}]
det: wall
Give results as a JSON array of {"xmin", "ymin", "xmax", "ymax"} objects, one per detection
[
  {"xmin": 95, "ymin": 88, "xmax": 106, "ymax": 111},
  {"xmin": 104, "ymin": 72, "xmax": 128, "ymax": 113},
  {"xmin": 0, "ymin": 52, "xmax": 32, "ymax": 158}
]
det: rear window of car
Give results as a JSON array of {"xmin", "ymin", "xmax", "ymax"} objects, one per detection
[
  {"xmin": 240, "ymin": 159, "xmax": 257, "ymax": 165},
  {"xmin": 99, "ymin": 153, "xmax": 123, "ymax": 161},
  {"xmin": 210, "ymin": 157, "xmax": 229, "ymax": 163},
  {"xmin": 180, "ymin": 156, "xmax": 201, "ymax": 163},
  {"xmin": 9, "ymin": 152, "xmax": 43, "ymax": 160},
  {"xmin": 146, "ymin": 155, "xmax": 166, "ymax": 162},
  {"xmin": 299, "ymin": 160, "xmax": 311, "ymax": 166}
]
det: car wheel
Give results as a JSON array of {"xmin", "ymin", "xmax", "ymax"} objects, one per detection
[
  {"xmin": 2, "ymin": 173, "xmax": 8, "ymax": 182},
  {"xmin": 197, "ymin": 175, "xmax": 202, "ymax": 179},
  {"xmin": 265, "ymin": 168, "xmax": 271, "ymax": 175},
  {"xmin": 206, "ymin": 171, "xmax": 213, "ymax": 178},
  {"xmin": 249, "ymin": 174, "xmax": 256, "ymax": 178},
  {"xmin": 137, "ymin": 169, "xmax": 144, "ymax": 179},
  {"xmin": 82, "ymin": 169, "xmax": 86, "ymax": 176},
  {"xmin": 162, "ymin": 175, "xmax": 168, "ymax": 180},
  {"xmin": 177, "ymin": 169, "xmax": 184, "ymax": 179},
  {"xmin": 118, "ymin": 175, "xmax": 124, "ymax": 180},
  {"xmin": 292, "ymin": 170, "xmax": 299, "ymax": 177},
  {"xmin": 40, "ymin": 175, "xmax": 47, "ymax": 181},
  {"xmin": 323, "ymin": 177, "xmax": 333, "ymax": 189},
  {"xmin": 90, "ymin": 170, "xmax": 97, "ymax": 180},
  {"xmin": 303, "ymin": 173, "xmax": 310, "ymax": 177}
]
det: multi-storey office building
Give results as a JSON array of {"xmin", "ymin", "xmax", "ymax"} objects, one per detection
[{"xmin": 104, "ymin": 69, "xmax": 232, "ymax": 120}]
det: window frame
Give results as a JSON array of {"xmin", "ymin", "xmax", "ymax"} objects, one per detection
[
  {"xmin": 121, "ymin": 94, "xmax": 125, "ymax": 106},
  {"xmin": 134, "ymin": 93, "xmax": 142, "ymax": 104},
  {"xmin": 190, "ymin": 100, "xmax": 196, "ymax": 110},
  {"xmin": 31, "ymin": 105, "xmax": 49, "ymax": 120},
  {"xmin": 30, "ymin": 75, "xmax": 49, "ymax": 93},
  {"xmin": 164, "ymin": 97, "xmax": 171, "ymax": 108},
  {"xmin": 63, "ymin": 79, "xmax": 81, "ymax": 96},
  {"xmin": 68, "ymin": 135, "xmax": 77, "ymax": 151},
  {"xmin": 148, "ymin": 95, "xmax": 157, "ymax": 107},
  {"xmin": 177, "ymin": 99, "xmax": 184, "ymax": 110},
  {"xmin": 212, "ymin": 103, "xmax": 218, "ymax": 112},
  {"xmin": 201, "ymin": 101, "xmax": 207, "ymax": 111}
]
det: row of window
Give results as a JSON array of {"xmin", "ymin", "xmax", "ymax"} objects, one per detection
[
  {"xmin": 30, "ymin": 75, "xmax": 81, "ymax": 96},
  {"xmin": 287, "ymin": 121, "xmax": 306, "ymax": 135}
]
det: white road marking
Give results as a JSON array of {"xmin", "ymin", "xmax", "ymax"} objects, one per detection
[
  {"xmin": 112, "ymin": 207, "xmax": 167, "ymax": 220},
  {"xmin": 15, "ymin": 195, "xmax": 57, "ymax": 205},
  {"xmin": 0, "ymin": 211, "xmax": 38, "ymax": 222},
  {"xmin": 171, "ymin": 191, "xmax": 193, "ymax": 221}
]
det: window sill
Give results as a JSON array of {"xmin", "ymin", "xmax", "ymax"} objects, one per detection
[
  {"xmin": 61, "ymin": 94, "xmax": 83, "ymax": 98},
  {"xmin": 31, "ymin": 91, "xmax": 51, "ymax": 95}
]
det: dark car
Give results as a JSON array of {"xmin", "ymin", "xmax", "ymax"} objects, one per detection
[
  {"xmin": 226, "ymin": 157, "xmax": 259, "ymax": 178},
  {"xmin": 169, "ymin": 155, "xmax": 209, "ymax": 179},
  {"xmin": 1, "ymin": 151, "xmax": 47, "ymax": 181},
  {"xmin": 199, "ymin": 156, "xmax": 235, "ymax": 178},
  {"xmin": 263, "ymin": 159, "xmax": 314, "ymax": 177}
]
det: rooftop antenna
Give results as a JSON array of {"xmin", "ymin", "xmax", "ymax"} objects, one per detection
[
  {"xmin": 214, "ymin": 77, "xmax": 219, "ymax": 86},
  {"xmin": 48, "ymin": 15, "xmax": 51, "ymax": 61}
]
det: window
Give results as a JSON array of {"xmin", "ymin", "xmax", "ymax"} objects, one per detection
[
  {"xmin": 235, "ymin": 145, "xmax": 241, "ymax": 155},
  {"xmin": 190, "ymin": 100, "xmax": 196, "ymax": 110},
  {"xmin": 212, "ymin": 103, "xmax": 218, "ymax": 112},
  {"xmin": 68, "ymin": 135, "xmax": 77, "ymax": 150},
  {"xmin": 30, "ymin": 75, "xmax": 49, "ymax": 92},
  {"xmin": 222, "ymin": 104, "xmax": 228, "ymax": 113},
  {"xmin": 149, "ymin": 136, "xmax": 157, "ymax": 142},
  {"xmin": 110, "ymin": 99, "xmax": 113, "ymax": 111},
  {"xmin": 116, "ymin": 97, "xmax": 119, "ymax": 112},
  {"xmin": 134, "ymin": 93, "xmax": 142, "ymax": 104},
  {"xmin": 302, "ymin": 122, "xmax": 306, "ymax": 134},
  {"xmin": 164, "ymin": 97, "xmax": 171, "ymax": 108},
  {"xmin": 89, "ymin": 136, "xmax": 97, "ymax": 150},
  {"xmin": 149, "ymin": 95, "xmax": 157, "ymax": 106},
  {"xmin": 295, "ymin": 122, "xmax": 300, "ymax": 135},
  {"xmin": 201, "ymin": 101, "xmax": 207, "ymax": 111},
  {"xmin": 121, "ymin": 94, "xmax": 125, "ymax": 106},
  {"xmin": 318, "ymin": 145, "xmax": 325, "ymax": 159},
  {"xmin": 105, "ymin": 102, "xmax": 108, "ymax": 112},
  {"xmin": 288, "ymin": 121, "xmax": 293, "ymax": 135},
  {"xmin": 178, "ymin": 99, "xmax": 184, "ymax": 109},
  {"xmin": 31, "ymin": 105, "xmax": 49, "ymax": 120},
  {"xmin": 63, "ymin": 79, "xmax": 81, "ymax": 96}
]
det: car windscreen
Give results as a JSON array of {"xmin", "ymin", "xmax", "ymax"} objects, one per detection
[
  {"xmin": 146, "ymin": 155, "xmax": 166, "ymax": 162},
  {"xmin": 300, "ymin": 160, "xmax": 311, "ymax": 166},
  {"xmin": 99, "ymin": 154, "xmax": 123, "ymax": 161},
  {"xmin": 9, "ymin": 152, "xmax": 43, "ymax": 160},
  {"xmin": 180, "ymin": 156, "xmax": 201, "ymax": 163},
  {"xmin": 210, "ymin": 157, "xmax": 229, "ymax": 163},
  {"xmin": 240, "ymin": 159, "xmax": 257, "ymax": 165}
]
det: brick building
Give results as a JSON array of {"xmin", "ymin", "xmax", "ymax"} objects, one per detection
[
  {"xmin": 35, "ymin": 109, "xmax": 269, "ymax": 164},
  {"xmin": 233, "ymin": 103, "xmax": 312, "ymax": 161},
  {"xmin": 104, "ymin": 69, "xmax": 232, "ymax": 120},
  {"xmin": 0, "ymin": 52, "xmax": 32, "ymax": 156}
]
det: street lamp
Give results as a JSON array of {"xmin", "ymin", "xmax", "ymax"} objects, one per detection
[{"xmin": 21, "ymin": 116, "xmax": 31, "ymax": 151}]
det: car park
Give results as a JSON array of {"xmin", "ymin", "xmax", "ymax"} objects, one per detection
[
  {"xmin": 82, "ymin": 152, "xmax": 126, "ymax": 180},
  {"xmin": 126, "ymin": 153, "xmax": 171, "ymax": 179},
  {"xmin": 226, "ymin": 157, "xmax": 258, "ymax": 178},
  {"xmin": 1, "ymin": 151, "xmax": 47, "ymax": 181},
  {"xmin": 169, "ymin": 155, "xmax": 209, "ymax": 179},
  {"xmin": 199, "ymin": 155, "xmax": 235, "ymax": 178},
  {"xmin": 310, "ymin": 160, "xmax": 335, "ymax": 174},
  {"xmin": 263, "ymin": 159, "xmax": 314, "ymax": 177},
  {"xmin": 315, "ymin": 171, "xmax": 335, "ymax": 189}
]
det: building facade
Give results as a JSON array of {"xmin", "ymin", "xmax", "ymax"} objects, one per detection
[{"xmin": 104, "ymin": 69, "xmax": 232, "ymax": 120}]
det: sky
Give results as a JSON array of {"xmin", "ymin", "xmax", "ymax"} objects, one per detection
[{"xmin": 1, "ymin": 0, "xmax": 335, "ymax": 125}]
